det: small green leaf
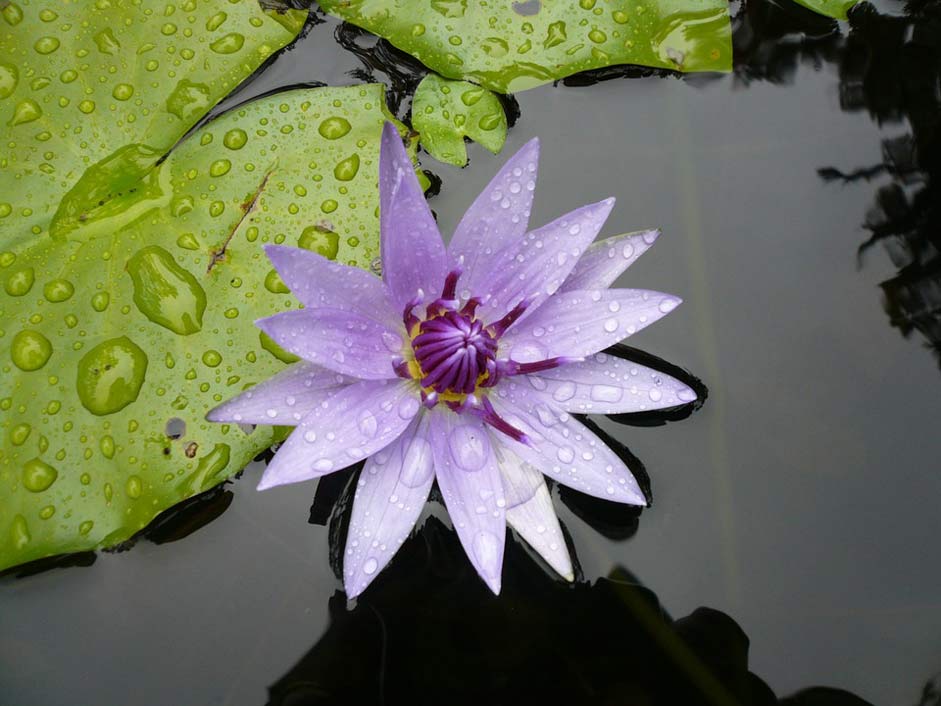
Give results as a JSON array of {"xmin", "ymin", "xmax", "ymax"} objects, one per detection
[
  {"xmin": 413, "ymin": 74, "xmax": 507, "ymax": 166},
  {"xmin": 319, "ymin": 0, "xmax": 733, "ymax": 94},
  {"xmin": 790, "ymin": 0, "xmax": 858, "ymax": 19}
]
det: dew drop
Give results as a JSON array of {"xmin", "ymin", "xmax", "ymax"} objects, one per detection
[
  {"xmin": 76, "ymin": 336, "xmax": 148, "ymax": 416},
  {"xmin": 299, "ymin": 225, "xmax": 340, "ymax": 260},
  {"xmin": 125, "ymin": 475, "xmax": 143, "ymax": 499},
  {"xmin": 0, "ymin": 61, "xmax": 18, "ymax": 99},
  {"xmin": 202, "ymin": 349, "xmax": 222, "ymax": 367},
  {"xmin": 659, "ymin": 298, "xmax": 679, "ymax": 313},
  {"xmin": 318, "ymin": 116, "xmax": 351, "ymax": 140},
  {"xmin": 127, "ymin": 246, "xmax": 206, "ymax": 334},
  {"xmin": 43, "ymin": 278, "xmax": 74, "ymax": 302},
  {"xmin": 400, "ymin": 436, "xmax": 434, "ymax": 488},
  {"xmin": 22, "ymin": 458, "xmax": 58, "ymax": 492},
  {"xmin": 4, "ymin": 267, "xmax": 34, "ymax": 296},
  {"xmin": 358, "ymin": 409, "xmax": 378, "ymax": 438},
  {"xmin": 448, "ymin": 424, "xmax": 489, "ymax": 471},
  {"xmin": 112, "ymin": 83, "xmax": 134, "ymax": 101},
  {"xmin": 11, "ymin": 330, "xmax": 52, "ymax": 371},
  {"xmin": 209, "ymin": 32, "xmax": 244, "ymax": 54},
  {"xmin": 33, "ymin": 36, "xmax": 60, "ymax": 54},
  {"xmin": 223, "ymin": 128, "xmax": 247, "ymax": 150},
  {"xmin": 590, "ymin": 384, "xmax": 623, "ymax": 403}
]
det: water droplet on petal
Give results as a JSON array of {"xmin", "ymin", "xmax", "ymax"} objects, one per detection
[{"xmin": 448, "ymin": 424, "xmax": 489, "ymax": 471}]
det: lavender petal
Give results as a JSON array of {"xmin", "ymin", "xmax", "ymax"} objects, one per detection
[
  {"xmin": 490, "ymin": 389, "xmax": 646, "ymax": 505},
  {"xmin": 257, "ymin": 379, "xmax": 421, "ymax": 490},
  {"xmin": 206, "ymin": 361, "xmax": 354, "ymax": 426},
  {"xmin": 256, "ymin": 309, "xmax": 406, "ymax": 380},
  {"xmin": 344, "ymin": 414, "xmax": 435, "ymax": 599},
  {"xmin": 448, "ymin": 138, "xmax": 539, "ymax": 297},
  {"xmin": 495, "ymin": 443, "xmax": 573, "ymax": 580},
  {"xmin": 561, "ymin": 229, "xmax": 660, "ymax": 292},
  {"xmin": 499, "ymin": 288, "xmax": 682, "ymax": 364},
  {"xmin": 379, "ymin": 122, "xmax": 447, "ymax": 308},
  {"xmin": 265, "ymin": 245, "xmax": 398, "ymax": 326},
  {"xmin": 478, "ymin": 198, "xmax": 616, "ymax": 322},
  {"xmin": 526, "ymin": 352, "xmax": 697, "ymax": 414},
  {"xmin": 428, "ymin": 410, "xmax": 506, "ymax": 594}
]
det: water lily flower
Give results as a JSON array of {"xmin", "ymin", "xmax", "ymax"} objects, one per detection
[{"xmin": 208, "ymin": 123, "xmax": 696, "ymax": 597}]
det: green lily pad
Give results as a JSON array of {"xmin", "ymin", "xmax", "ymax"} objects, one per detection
[
  {"xmin": 319, "ymin": 0, "xmax": 732, "ymax": 94},
  {"xmin": 0, "ymin": 0, "xmax": 419, "ymax": 572},
  {"xmin": 0, "ymin": 0, "xmax": 307, "ymax": 243},
  {"xmin": 413, "ymin": 74, "xmax": 507, "ymax": 166},
  {"xmin": 790, "ymin": 0, "xmax": 858, "ymax": 19},
  {"xmin": 0, "ymin": 83, "xmax": 406, "ymax": 571}
]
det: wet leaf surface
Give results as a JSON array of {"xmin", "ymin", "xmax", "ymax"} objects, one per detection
[
  {"xmin": 0, "ymin": 83, "xmax": 406, "ymax": 571},
  {"xmin": 413, "ymin": 73, "xmax": 507, "ymax": 166},
  {"xmin": 0, "ymin": 1, "xmax": 423, "ymax": 571},
  {"xmin": 318, "ymin": 0, "xmax": 733, "ymax": 93}
]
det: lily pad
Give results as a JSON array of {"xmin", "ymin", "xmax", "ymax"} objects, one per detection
[
  {"xmin": 413, "ymin": 73, "xmax": 507, "ymax": 166},
  {"xmin": 318, "ymin": 0, "xmax": 733, "ymax": 94},
  {"xmin": 0, "ymin": 83, "xmax": 406, "ymax": 570},
  {"xmin": 0, "ymin": 0, "xmax": 308, "ymax": 242},
  {"xmin": 790, "ymin": 0, "xmax": 858, "ymax": 20},
  {"xmin": 0, "ymin": 1, "xmax": 416, "ymax": 572}
]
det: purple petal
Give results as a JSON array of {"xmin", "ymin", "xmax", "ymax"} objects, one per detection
[
  {"xmin": 344, "ymin": 414, "xmax": 436, "ymax": 599},
  {"xmin": 265, "ymin": 245, "xmax": 397, "ymax": 326},
  {"xmin": 428, "ymin": 410, "xmax": 506, "ymax": 594},
  {"xmin": 379, "ymin": 122, "xmax": 447, "ymax": 308},
  {"xmin": 206, "ymin": 361, "xmax": 354, "ymax": 426},
  {"xmin": 499, "ymin": 288, "xmax": 682, "ymax": 364},
  {"xmin": 524, "ymin": 352, "xmax": 697, "ymax": 414},
  {"xmin": 495, "ymin": 443, "xmax": 573, "ymax": 580},
  {"xmin": 448, "ymin": 138, "xmax": 539, "ymax": 297},
  {"xmin": 561, "ymin": 229, "xmax": 660, "ymax": 292},
  {"xmin": 477, "ymin": 198, "xmax": 616, "ymax": 322},
  {"xmin": 256, "ymin": 309, "xmax": 406, "ymax": 380},
  {"xmin": 257, "ymin": 379, "xmax": 421, "ymax": 490},
  {"xmin": 489, "ymin": 388, "xmax": 646, "ymax": 505}
]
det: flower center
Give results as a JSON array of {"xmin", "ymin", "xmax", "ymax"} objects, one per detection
[
  {"xmin": 393, "ymin": 267, "xmax": 574, "ymax": 444},
  {"xmin": 412, "ymin": 309, "xmax": 497, "ymax": 395}
]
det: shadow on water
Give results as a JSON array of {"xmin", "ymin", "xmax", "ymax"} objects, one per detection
[{"xmin": 265, "ymin": 515, "xmax": 875, "ymax": 706}]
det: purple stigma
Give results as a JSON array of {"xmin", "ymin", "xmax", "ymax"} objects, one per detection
[
  {"xmin": 413, "ymin": 308, "xmax": 497, "ymax": 394},
  {"xmin": 407, "ymin": 269, "xmax": 552, "ymax": 444}
]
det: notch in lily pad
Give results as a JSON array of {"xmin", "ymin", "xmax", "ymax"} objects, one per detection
[{"xmin": 413, "ymin": 74, "xmax": 507, "ymax": 166}]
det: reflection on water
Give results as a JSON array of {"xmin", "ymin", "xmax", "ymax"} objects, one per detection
[
  {"xmin": 266, "ymin": 516, "xmax": 872, "ymax": 706},
  {"xmin": 728, "ymin": 0, "xmax": 941, "ymax": 367},
  {"xmin": 824, "ymin": 2, "xmax": 941, "ymax": 368}
]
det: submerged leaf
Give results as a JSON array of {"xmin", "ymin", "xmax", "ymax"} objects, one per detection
[
  {"xmin": 319, "ymin": 0, "xmax": 733, "ymax": 93},
  {"xmin": 413, "ymin": 74, "xmax": 507, "ymax": 166}
]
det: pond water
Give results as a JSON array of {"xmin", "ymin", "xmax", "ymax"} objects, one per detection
[{"xmin": 2, "ymin": 2, "xmax": 940, "ymax": 705}]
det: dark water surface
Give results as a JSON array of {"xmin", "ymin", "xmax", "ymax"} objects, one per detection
[{"xmin": 3, "ymin": 2, "xmax": 940, "ymax": 705}]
